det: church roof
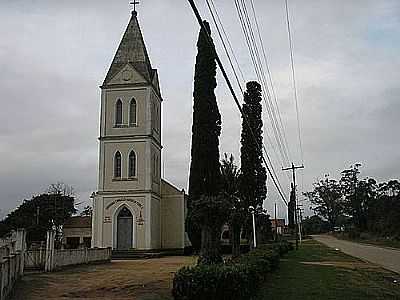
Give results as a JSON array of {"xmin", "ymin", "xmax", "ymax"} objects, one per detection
[{"xmin": 103, "ymin": 11, "xmax": 154, "ymax": 86}]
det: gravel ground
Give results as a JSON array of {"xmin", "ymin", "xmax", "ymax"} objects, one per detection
[{"xmin": 12, "ymin": 256, "xmax": 196, "ymax": 300}]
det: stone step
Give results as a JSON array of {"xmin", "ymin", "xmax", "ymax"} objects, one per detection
[
  {"xmin": 111, "ymin": 248, "xmax": 183, "ymax": 260},
  {"xmin": 112, "ymin": 252, "xmax": 162, "ymax": 260}
]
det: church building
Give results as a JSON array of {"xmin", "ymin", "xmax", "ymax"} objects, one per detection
[{"xmin": 91, "ymin": 10, "xmax": 187, "ymax": 251}]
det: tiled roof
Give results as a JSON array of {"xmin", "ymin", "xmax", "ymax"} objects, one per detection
[{"xmin": 64, "ymin": 216, "xmax": 91, "ymax": 228}]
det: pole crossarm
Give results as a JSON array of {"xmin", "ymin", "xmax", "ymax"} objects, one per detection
[{"xmin": 282, "ymin": 164, "xmax": 304, "ymax": 171}]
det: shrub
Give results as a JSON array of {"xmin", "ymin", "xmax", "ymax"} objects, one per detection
[{"xmin": 172, "ymin": 241, "xmax": 292, "ymax": 300}]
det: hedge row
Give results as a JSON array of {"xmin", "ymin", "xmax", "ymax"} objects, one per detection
[{"xmin": 172, "ymin": 241, "xmax": 293, "ymax": 300}]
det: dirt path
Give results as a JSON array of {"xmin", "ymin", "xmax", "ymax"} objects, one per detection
[
  {"xmin": 313, "ymin": 235, "xmax": 400, "ymax": 274},
  {"xmin": 12, "ymin": 256, "xmax": 196, "ymax": 300}
]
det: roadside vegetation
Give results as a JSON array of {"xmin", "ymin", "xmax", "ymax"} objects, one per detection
[
  {"xmin": 257, "ymin": 240, "xmax": 400, "ymax": 300},
  {"xmin": 304, "ymin": 164, "xmax": 400, "ymax": 245}
]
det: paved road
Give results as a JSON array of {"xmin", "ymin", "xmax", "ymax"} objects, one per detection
[{"xmin": 313, "ymin": 235, "xmax": 400, "ymax": 274}]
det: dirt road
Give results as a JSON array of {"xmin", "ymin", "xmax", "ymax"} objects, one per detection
[
  {"xmin": 313, "ymin": 235, "xmax": 400, "ymax": 274},
  {"xmin": 12, "ymin": 256, "xmax": 196, "ymax": 300}
]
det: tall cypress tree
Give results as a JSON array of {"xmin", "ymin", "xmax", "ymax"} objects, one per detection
[
  {"xmin": 239, "ymin": 81, "xmax": 267, "ymax": 213},
  {"xmin": 187, "ymin": 21, "xmax": 222, "ymax": 251}
]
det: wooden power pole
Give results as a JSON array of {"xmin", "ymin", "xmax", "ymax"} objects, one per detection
[{"xmin": 283, "ymin": 163, "xmax": 304, "ymax": 249}]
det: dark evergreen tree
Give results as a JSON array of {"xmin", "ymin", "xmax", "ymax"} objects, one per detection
[
  {"xmin": 221, "ymin": 153, "xmax": 244, "ymax": 257},
  {"xmin": 239, "ymin": 81, "xmax": 267, "ymax": 215},
  {"xmin": 187, "ymin": 21, "xmax": 222, "ymax": 251},
  {"xmin": 190, "ymin": 195, "xmax": 229, "ymax": 264}
]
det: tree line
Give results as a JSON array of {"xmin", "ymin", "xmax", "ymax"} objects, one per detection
[{"xmin": 304, "ymin": 164, "xmax": 400, "ymax": 239}]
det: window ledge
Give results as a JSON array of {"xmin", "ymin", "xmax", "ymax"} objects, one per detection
[
  {"xmin": 114, "ymin": 124, "xmax": 127, "ymax": 128},
  {"xmin": 112, "ymin": 177, "xmax": 138, "ymax": 182},
  {"xmin": 113, "ymin": 124, "xmax": 138, "ymax": 128}
]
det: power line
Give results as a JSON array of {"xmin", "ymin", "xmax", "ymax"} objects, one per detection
[
  {"xmin": 244, "ymin": 0, "xmax": 292, "ymax": 182},
  {"xmin": 235, "ymin": 0, "xmax": 291, "ymax": 167},
  {"xmin": 249, "ymin": 0, "xmax": 292, "ymax": 163},
  {"xmin": 234, "ymin": 0, "xmax": 292, "ymax": 190},
  {"xmin": 206, "ymin": 0, "xmax": 287, "ymax": 188},
  {"xmin": 205, "ymin": 0, "xmax": 244, "ymax": 94},
  {"xmin": 187, "ymin": 0, "xmax": 288, "ymax": 206},
  {"xmin": 237, "ymin": 0, "xmax": 288, "ymax": 193},
  {"xmin": 284, "ymin": 0, "xmax": 304, "ymax": 164},
  {"xmin": 207, "ymin": 0, "xmax": 246, "ymax": 87}
]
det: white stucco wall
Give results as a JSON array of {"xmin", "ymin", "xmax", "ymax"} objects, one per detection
[{"xmin": 160, "ymin": 180, "xmax": 185, "ymax": 249}]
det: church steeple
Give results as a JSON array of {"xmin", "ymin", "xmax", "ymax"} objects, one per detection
[{"xmin": 103, "ymin": 12, "xmax": 154, "ymax": 86}]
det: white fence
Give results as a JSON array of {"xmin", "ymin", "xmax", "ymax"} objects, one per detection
[
  {"xmin": 52, "ymin": 248, "xmax": 111, "ymax": 270},
  {"xmin": 0, "ymin": 229, "xmax": 111, "ymax": 300},
  {"xmin": 25, "ymin": 248, "xmax": 112, "ymax": 271},
  {"xmin": 44, "ymin": 230, "xmax": 111, "ymax": 271},
  {"xmin": 24, "ymin": 249, "xmax": 45, "ymax": 271},
  {"xmin": 0, "ymin": 253, "xmax": 23, "ymax": 300},
  {"xmin": 0, "ymin": 229, "xmax": 25, "ymax": 300}
]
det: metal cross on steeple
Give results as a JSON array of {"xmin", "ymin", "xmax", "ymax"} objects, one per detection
[{"xmin": 130, "ymin": 0, "xmax": 140, "ymax": 13}]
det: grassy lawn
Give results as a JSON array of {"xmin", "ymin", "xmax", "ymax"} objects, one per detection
[{"xmin": 257, "ymin": 239, "xmax": 400, "ymax": 300}]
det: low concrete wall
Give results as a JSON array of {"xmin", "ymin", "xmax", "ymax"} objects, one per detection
[
  {"xmin": 53, "ymin": 248, "xmax": 111, "ymax": 270},
  {"xmin": 0, "ymin": 253, "xmax": 23, "ymax": 300}
]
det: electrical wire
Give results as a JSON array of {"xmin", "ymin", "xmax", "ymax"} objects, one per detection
[
  {"xmin": 187, "ymin": 0, "xmax": 288, "ymax": 206},
  {"xmin": 236, "ymin": 0, "xmax": 291, "ymax": 167},
  {"xmin": 249, "ymin": 0, "xmax": 292, "ymax": 164},
  {"xmin": 206, "ymin": 0, "xmax": 286, "ymax": 185},
  {"xmin": 285, "ymin": 0, "xmax": 304, "ymax": 165}
]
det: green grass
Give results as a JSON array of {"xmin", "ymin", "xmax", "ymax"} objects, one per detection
[{"xmin": 256, "ymin": 240, "xmax": 400, "ymax": 300}]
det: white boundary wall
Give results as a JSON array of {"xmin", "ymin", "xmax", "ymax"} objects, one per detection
[
  {"xmin": 0, "ymin": 229, "xmax": 25, "ymax": 300},
  {"xmin": 52, "ymin": 248, "xmax": 111, "ymax": 270},
  {"xmin": 0, "ymin": 253, "xmax": 23, "ymax": 300}
]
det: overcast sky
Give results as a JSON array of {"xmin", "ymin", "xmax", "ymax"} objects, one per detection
[{"xmin": 1, "ymin": 0, "xmax": 399, "ymax": 219}]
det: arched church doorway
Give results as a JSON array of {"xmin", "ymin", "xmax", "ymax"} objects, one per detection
[{"xmin": 117, "ymin": 206, "xmax": 134, "ymax": 250}]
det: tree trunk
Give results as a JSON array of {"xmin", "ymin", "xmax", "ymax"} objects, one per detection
[
  {"xmin": 231, "ymin": 223, "xmax": 241, "ymax": 258},
  {"xmin": 198, "ymin": 226, "xmax": 222, "ymax": 265}
]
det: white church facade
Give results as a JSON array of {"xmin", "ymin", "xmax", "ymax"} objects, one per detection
[{"xmin": 91, "ymin": 11, "xmax": 187, "ymax": 251}]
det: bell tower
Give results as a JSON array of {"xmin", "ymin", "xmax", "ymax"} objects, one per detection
[{"xmin": 92, "ymin": 10, "xmax": 162, "ymax": 250}]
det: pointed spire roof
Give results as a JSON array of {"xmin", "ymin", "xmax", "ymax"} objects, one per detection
[{"xmin": 103, "ymin": 11, "xmax": 154, "ymax": 86}]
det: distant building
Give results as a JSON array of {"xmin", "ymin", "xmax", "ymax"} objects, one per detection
[
  {"xmin": 271, "ymin": 219, "xmax": 286, "ymax": 235},
  {"xmin": 63, "ymin": 216, "xmax": 92, "ymax": 249}
]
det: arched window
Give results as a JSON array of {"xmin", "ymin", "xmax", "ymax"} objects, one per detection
[
  {"xmin": 129, "ymin": 151, "xmax": 136, "ymax": 177},
  {"xmin": 129, "ymin": 98, "xmax": 137, "ymax": 126},
  {"xmin": 115, "ymin": 99, "xmax": 123, "ymax": 126},
  {"xmin": 114, "ymin": 151, "xmax": 121, "ymax": 178}
]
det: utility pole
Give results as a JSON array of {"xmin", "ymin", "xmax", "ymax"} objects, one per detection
[
  {"xmin": 283, "ymin": 163, "xmax": 304, "ymax": 250},
  {"xmin": 36, "ymin": 206, "xmax": 40, "ymax": 225},
  {"xmin": 297, "ymin": 205, "xmax": 304, "ymax": 244},
  {"xmin": 274, "ymin": 202, "xmax": 278, "ymax": 241},
  {"xmin": 249, "ymin": 206, "xmax": 257, "ymax": 248}
]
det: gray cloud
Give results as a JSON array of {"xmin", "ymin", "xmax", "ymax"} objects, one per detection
[{"xmin": 1, "ymin": 0, "xmax": 399, "ymax": 220}]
